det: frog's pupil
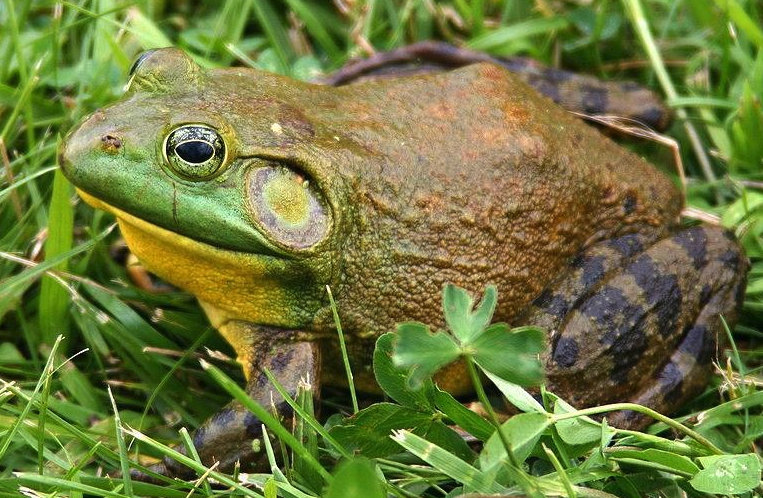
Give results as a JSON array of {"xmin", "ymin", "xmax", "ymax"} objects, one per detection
[{"xmin": 175, "ymin": 141, "xmax": 214, "ymax": 164}]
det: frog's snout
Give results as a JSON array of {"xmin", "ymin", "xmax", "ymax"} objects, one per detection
[
  {"xmin": 59, "ymin": 109, "xmax": 124, "ymax": 181},
  {"xmin": 57, "ymin": 129, "xmax": 83, "ymax": 180}
]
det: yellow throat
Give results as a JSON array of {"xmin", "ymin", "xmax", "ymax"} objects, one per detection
[{"xmin": 76, "ymin": 189, "xmax": 295, "ymax": 328}]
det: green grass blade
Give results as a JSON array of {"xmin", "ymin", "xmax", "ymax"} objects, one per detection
[
  {"xmin": 12, "ymin": 474, "xmax": 128, "ymax": 498},
  {"xmin": 126, "ymin": 7, "xmax": 174, "ymax": 48},
  {"xmin": 124, "ymin": 427, "xmax": 264, "ymax": 497},
  {"xmin": 390, "ymin": 429, "xmax": 508, "ymax": 494},
  {"xmin": 262, "ymin": 366, "xmax": 351, "ymax": 459},
  {"xmin": 179, "ymin": 427, "xmax": 213, "ymax": 496},
  {"xmin": 467, "ymin": 16, "xmax": 569, "ymax": 52},
  {"xmin": 200, "ymin": 359, "xmax": 333, "ymax": 483},
  {"xmin": 106, "ymin": 386, "xmax": 132, "ymax": 497},
  {"xmin": 622, "ymin": 0, "xmax": 716, "ymax": 182},
  {"xmin": 38, "ymin": 168, "xmax": 74, "ymax": 346},
  {"xmin": 0, "ymin": 336, "xmax": 62, "ymax": 461},
  {"xmin": 0, "ymin": 227, "xmax": 112, "ymax": 319},
  {"xmin": 326, "ymin": 285, "xmax": 358, "ymax": 413},
  {"xmin": 251, "ymin": 0, "xmax": 293, "ymax": 74},
  {"xmin": 712, "ymin": 0, "xmax": 763, "ymax": 48},
  {"xmin": 283, "ymin": 0, "xmax": 342, "ymax": 61}
]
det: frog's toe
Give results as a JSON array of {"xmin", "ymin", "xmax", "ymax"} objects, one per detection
[
  {"xmin": 520, "ymin": 225, "xmax": 747, "ymax": 428},
  {"xmin": 128, "ymin": 462, "xmax": 173, "ymax": 483}
]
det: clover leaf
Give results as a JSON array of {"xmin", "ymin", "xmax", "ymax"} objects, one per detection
[
  {"xmin": 392, "ymin": 322, "xmax": 460, "ymax": 389},
  {"xmin": 392, "ymin": 284, "xmax": 545, "ymax": 390}
]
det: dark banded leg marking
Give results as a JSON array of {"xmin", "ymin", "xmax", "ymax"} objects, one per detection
[{"xmin": 518, "ymin": 225, "xmax": 747, "ymax": 430}]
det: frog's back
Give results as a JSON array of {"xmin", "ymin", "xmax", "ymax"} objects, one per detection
[{"xmin": 311, "ymin": 63, "xmax": 683, "ymax": 334}]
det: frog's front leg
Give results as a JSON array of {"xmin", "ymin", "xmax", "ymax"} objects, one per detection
[
  {"xmin": 144, "ymin": 322, "xmax": 321, "ymax": 479},
  {"xmin": 517, "ymin": 226, "xmax": 747, "ymax": 429}
]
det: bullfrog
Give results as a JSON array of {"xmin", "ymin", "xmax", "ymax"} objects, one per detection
[{"xmin": 58, "ymin": 46, "xmax": 747, "ymax": 477}]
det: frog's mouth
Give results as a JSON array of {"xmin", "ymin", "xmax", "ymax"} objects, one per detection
[
  {"xmin": 78, "ymin": 188, "xmax": 310, "ymax": 326},
  {"xmin": 76, "ymin": 188, "xmax": 293, "ymax": 284},
  {"xmin": 80, "ymin": 187, "xmax": 332, "ymax": 332}
]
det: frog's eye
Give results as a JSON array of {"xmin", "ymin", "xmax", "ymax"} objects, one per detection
[
  {"xmin": 164, "ymin": 125, "xmax": 226, "ymax": 180},
  {"xmin": 129, "ymin": 50, "xmax": 156, "ymax": 76},
  {"xmin": 248, "ymin": 165, "xmax": 331, "ymax": 249}
]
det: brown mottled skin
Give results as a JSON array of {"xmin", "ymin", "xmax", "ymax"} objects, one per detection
[
  {"xmin": 325, "ymin": 41, "xmax": 673, "ymax": 131},
  {"xmin": 58, "ymin": 47, "xmax": 747, "ymax": 478}
]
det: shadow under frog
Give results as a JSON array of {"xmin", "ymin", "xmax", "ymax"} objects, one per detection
[{"xmin": 59, "ymin": 47, "xmax": 748, "ymax": 478}]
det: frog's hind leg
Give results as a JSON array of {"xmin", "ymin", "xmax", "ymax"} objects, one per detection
[
  {"xmin": 517, "ymin": 226, "xmax": 747, "ymax": 430},
  {"xmin": 607, "ymin": 284, "xmax": 740, "ymax": 428}
]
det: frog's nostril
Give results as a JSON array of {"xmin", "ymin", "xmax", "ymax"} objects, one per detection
[{"xmin": 101, "ymin": 135, "xmax": 122, "ymax": 154}]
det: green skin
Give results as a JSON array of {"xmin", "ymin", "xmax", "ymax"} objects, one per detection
[{"xmin": 59, "ymin": 48, "xmax": 747, "ymax": 477}]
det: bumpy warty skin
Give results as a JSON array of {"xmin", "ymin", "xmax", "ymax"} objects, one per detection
[{"xmin": 309, "ymin": 63, "xmax": 682, "ymax": 337}]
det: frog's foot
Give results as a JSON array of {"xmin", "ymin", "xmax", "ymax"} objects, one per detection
[
  {"xmin": 518, "ymin": 226, "xmax": 747, "ymax": 429},
  {"xmin": 132, "ymin": 337, "xmax": 320, "ymax": 480}
]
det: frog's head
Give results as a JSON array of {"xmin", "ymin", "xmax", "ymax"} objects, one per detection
[{"xmin": 59, "ymin": 48, "xmax": 340, "ymax": 328}]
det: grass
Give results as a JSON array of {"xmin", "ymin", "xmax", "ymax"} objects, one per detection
[{"xmin": 0, "ymin": 0, "xmax": 762, "ymax": 496}]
